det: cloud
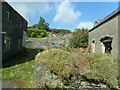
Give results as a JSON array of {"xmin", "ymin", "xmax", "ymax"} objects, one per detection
[
  {"xmin": 8, "ymin": 2, "xmax": 53, "ymax": 23},
  {"xmin": 53, "ymin": 0, "xmax": 81, "ymax": 24},
  {"xmin": 77, "ymin": 22, "xmax": 94, "ymax": 29}
]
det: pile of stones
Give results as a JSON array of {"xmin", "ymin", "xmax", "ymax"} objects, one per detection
[{"xmin": 32, "ymin": 60, "xmax": 109, "ymax": 89}]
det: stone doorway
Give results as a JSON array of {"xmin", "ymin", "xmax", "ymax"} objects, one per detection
[{"xmin": 100, "ymin": 34, "xmax": 113, "ymax": 54}]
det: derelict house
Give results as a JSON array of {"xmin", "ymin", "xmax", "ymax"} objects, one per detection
[
  {"xmin": 0, "ymin": 1, "xmax": 28, "ymax": 61},
  {"xmin": 89, "ymin": 7, "xmax": 120, "ymax": 59}
]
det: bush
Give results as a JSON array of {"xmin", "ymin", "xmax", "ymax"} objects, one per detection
[
  {"xmin": 49, "ymin": 29, "xmax": 71, "ymax": 35},
  {"xmin": 26, "ymin": 28, "xmax": 47, "ymax": 38},
  {"xmin": 69, "ymin": 29, "xmax": 88, "ymax": 48},
  {"xmin": 31, "ymin": 32, "xmax": 36, "ymax": 37}
]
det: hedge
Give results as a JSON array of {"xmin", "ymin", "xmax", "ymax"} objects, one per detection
[{"xmin": 27, "ymin": 28, "xmax": 47, "ymax": 38}]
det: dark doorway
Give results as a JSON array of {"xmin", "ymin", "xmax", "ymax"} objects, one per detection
[{"xmin": 100, "ymin": 35, "xmax": 113, "ymax": 54}]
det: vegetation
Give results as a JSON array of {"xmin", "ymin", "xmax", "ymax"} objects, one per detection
[
  {"xmin": 1, "ymin": 48, "xmax": 44, "ymax": 88},
  {"xmin": 49, "ymin": 29, "xmax": 71, "ymax": 35},
  {"xmin": 27, "ymin": 17, "xmax": 71, "ymax": 39},
  {"xmin": 37, "ymin": 17, "xmax": 49, "ymax": 30},
  {"xmin": 27, "ymin": 28, "xmax": 47, "ymax": 38},
  {"xmin": 1, "ymin": 47, "xmax": 118, "ymax": 88},
  {"xmin": 36, "ymin": 49, "xmax": 74, "ymax": 80},
  {"xmin": 69, "ymin": 28, "xmax": 89, "ymax": 48},
  {"xmin": 30, "ymin": 17, "xmax": 49, "ymax": 30},
  {"xmin": 35, "ymin": 48, "xmax": 118, "ymax": 88},
  {"xmin": 85, "ymin": 53, "xmax": 118, "ymax": 88}
]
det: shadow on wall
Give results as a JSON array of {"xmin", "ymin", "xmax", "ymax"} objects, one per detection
[{"xmin": 2, "ymin": 48, "xmax": 44, "ymax": 68}]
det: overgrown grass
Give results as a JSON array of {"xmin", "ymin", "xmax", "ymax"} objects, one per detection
[
  {"xmin": 35, "ymin": 48, "xmax": 89, "ymax": 84},
  {"xmin": 1, "ymin": 48, "xmax": 44, "ymax": 88},
  {"xmin": 84, "ymin": 53, "xmax": 118, "ymax": 88},
  {"xmin": 36, "ymin": 49, "xmax": 74, "ymax": 80},
  {"xmin": 35, "ymin": 48, "xmax": 118, "ymax": 88},
  {"xmin": 1, "ymin": 47, "xmax": 118, "ymax": 88}
]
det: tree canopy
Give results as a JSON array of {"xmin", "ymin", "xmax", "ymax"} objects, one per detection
[
  {"xmin": 30, "ymin": 17, "xmax": 49, "ymax": 30},
  {"xmin": 37, "ymin": 17, "xmax": 49, "ymax": 30}
]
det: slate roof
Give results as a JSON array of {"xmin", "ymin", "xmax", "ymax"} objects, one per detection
[
  {"xmin": 93, "ymin": 19, "xmax": 102, "ymax": 27},
  {"xmin": 1, "ymin": 1, "xmax": 27, "ymax": 23},
  {"xmin": 90, "ymin": 7, "xmax": 120, "ymax": 32}
]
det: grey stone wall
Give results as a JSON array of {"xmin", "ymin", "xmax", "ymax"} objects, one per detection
[
  {"xmin": 32, "ymin": 61, "xmax": 64, "ymax": 88},
  {"xmin": 89, "ymin": 14, "xmax": 119, "ymax": 58},
  {"xmin": 0, "ymin": 1, "xmax": 2, "ymax": 65},
  {"xmin": 118, "ymin": 12, "xmax": 120, "ymax": 59},
  {"xmin": 26, "ymin": 37, "xmax": 69, "ymax": 49},
  {"xmin": 2, "ymin": 2, "xmax": 27, "ymax": 60}
]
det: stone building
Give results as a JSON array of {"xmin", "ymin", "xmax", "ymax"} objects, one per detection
[
  {"xmin": 0, "ymin": 1, "xmax": 28, "ymax": 60},
  {"xmin": 89, "ymin": 7, "xmax": 120, "ymax": 59}
]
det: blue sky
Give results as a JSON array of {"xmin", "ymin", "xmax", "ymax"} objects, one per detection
[{"xmin": 9, "ymin": 1, "xmax": 118, "ymax": 31}]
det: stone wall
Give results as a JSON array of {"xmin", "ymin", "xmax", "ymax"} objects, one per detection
[
  {"xmin": 26, "ymin": 37, "xmax": 69, "ymax": 49},
  {"xmin": 89, "ymin": 14, "xmax": 119, "ymax": 58},
  {"xmin": 32, "ymin": 60, "xmax": 64, "ymax": 88}
]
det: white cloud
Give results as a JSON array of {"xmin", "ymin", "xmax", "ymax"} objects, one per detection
[
  {"xmin": 53, "ymin": 0, "xmax": 81, "ymax": 24},
  {"xmin": 8, "ymin": 2, "xmax": 53, "ymax": 24},
  {"xmin": 77, "ymin": 22, "xmax": 94, "ymax": 29}
]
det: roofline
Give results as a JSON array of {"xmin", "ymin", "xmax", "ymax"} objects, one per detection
[
  {"xmin": 89, "ymin": 7, "xmax": 120, "ymax": 32},
  {"xmin": 3, "ymin": 1, "xmax": 28, "ymax": 24}
]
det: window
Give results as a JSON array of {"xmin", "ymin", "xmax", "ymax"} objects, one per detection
[
  {"xmin": 5, "ymin": 10, "xmax": 10, "ymax": 20},
  {"xmin": 2, "ymin": 32, "xmax": 11, "ymax": 52},
  {"xmin": 20, "ymin": 20, "xmax": 23, "ymax": 29}
]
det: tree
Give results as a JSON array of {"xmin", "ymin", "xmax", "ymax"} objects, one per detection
[
  {"xmin": 69, "ymin": 28, "xmax": 89, "ymax": 48},
  {"xmin": 37, "ymin": 17, "xmax": 49, "ymax": 30}
]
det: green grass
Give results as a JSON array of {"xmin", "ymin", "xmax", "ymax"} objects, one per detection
[
  {"xmin": 1, "ymin": 47, "xmax": 119, "ymax": 88},
  {"xmin": 2, "ymin": 60, "xmax": 34, "ymax": 88},
  {"xmin": 1, "ymin": 48, "xmax": 44, "ymax": 88}
]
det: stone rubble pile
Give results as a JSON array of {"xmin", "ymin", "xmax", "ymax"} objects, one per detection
[{"xmin": 33, "ymin": 61, "xmax": 109, "ymax": 89}]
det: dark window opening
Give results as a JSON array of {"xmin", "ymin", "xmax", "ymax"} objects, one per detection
[
  {"xmin": 20, "ymin": 19, "xmax": 23, "ymax": 29},
  {"xmin": 2, "ymin": 33, "xmax": 11, "ymax": 52},
  {"xmin": 5, "ymin": 10, "xmax": 10, "ymax": 20}
]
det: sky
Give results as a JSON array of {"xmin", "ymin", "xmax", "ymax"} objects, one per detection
[{"xmin": 7, "ymin": 1, "xmax": 119, "ymax": 31}]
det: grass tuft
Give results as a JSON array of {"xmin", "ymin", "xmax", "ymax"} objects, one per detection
[
  {"xmin": 85, "ymin": 53, "xmax": 118, "ymax": 88},
  {"xmin": 2, "ymin": 48, "xmax": 44, "ymax": 88}
]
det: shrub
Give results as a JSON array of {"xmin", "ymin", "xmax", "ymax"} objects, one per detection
[
  {"xmin": 69, "ymin": 29, "xmax": 88, "ymax": 48},
  {"xmin": 49, "ymin": 29, "xmax": 71, "ymax": 35},
  {"xmin": 31, "ymin": 32, "xmax": 36, "ymax": 37},
  {"xmin": 26, "ymin": 28, "xmax": 47, "ymax": 38}
]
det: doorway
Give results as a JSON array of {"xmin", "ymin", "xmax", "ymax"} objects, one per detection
[
  {"xmin": 100, "ymin": 35, "xmax": 113, "ymax": 54},
  {"xmin": 91, "ymin": 40, "xmax": 95, "ymax": 53}
]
